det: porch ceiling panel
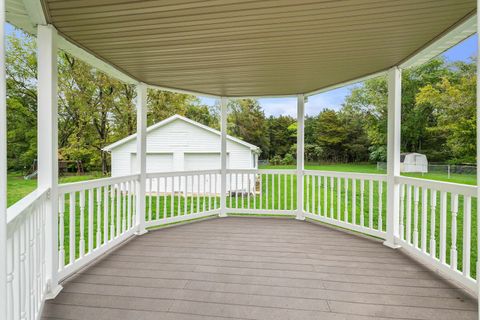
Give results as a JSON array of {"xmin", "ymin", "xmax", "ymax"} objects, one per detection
[{"xmin": 41, "ymin": 0, "xmax": 475, "ymax": 97}]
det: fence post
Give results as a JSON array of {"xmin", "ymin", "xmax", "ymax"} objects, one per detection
[
  {"xmin": 296, "ymin": 94, "xmax": 305, "ymax": 220},
  {"xmin": 220, "ymin": 97, "xmax": 228, "ymax": 217},
  {"xmin": 37, "ymin": 24, "xmax": 63, "ymax": 298},
  {"xmin": 135, "ymin": 83, "xmax": 147, "ymax": 234},
  {"xmin": 384, "ymin": 66, "xmax": 402, "ymax": 249}
]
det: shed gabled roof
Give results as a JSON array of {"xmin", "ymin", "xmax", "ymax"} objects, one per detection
[
  {"xmin": 103, "ymin": 114, "xmax": 259, "ymax": 152},
  {"xmin": 6, "ymin": 0, "xmax": 475, "ymax": 98}
]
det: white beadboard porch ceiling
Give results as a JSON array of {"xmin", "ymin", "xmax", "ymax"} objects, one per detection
[{"xmin": 33, "ymin": 1, "xmax": 477, "ymax": 96}]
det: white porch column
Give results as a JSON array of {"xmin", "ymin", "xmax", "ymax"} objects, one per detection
[
  {"xmin": 219, "ymin": 97, "xmax": 228, "ymax": 217},
  {"xmin": 296, "ymin": 94, "xmax": 305, "ymax": 220},
  {"xmin": 37, "ymin": 24, "xmax": 62, "ymax": 298},
  {"xmin": 476, "ymin": 0, "xmax": 480, "ymax": 309},
  {"xmin": 135, "ymin": 83, "xmax": 147, "ymax": 234},
  {"xmin": 384, "ymin": 66, "xmax": 402, "ymax": 249},
  {"xmin": 0, "ymin": 0, "xmax": 7, "ymax": 316}
]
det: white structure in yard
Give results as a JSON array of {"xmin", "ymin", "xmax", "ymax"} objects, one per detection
[
  {"xmin": 103, "ymin": 115, "xmax": 260, "ymax": 194},
  {"xmin": 400, "ymin": 152, "xmax": 428, "ymax": 173}
]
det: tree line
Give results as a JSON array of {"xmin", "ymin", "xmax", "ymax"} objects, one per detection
[{"xmin": 6, "ymin": 29, "xmax": 477, "ymax": 174}]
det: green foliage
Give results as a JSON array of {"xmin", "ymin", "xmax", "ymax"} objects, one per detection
[{"xmin": 281, "ymin": 153, "xmax": 295, "ymax": 165}]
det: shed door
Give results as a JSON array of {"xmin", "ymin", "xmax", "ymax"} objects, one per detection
[
  {"xmin": 184, "ymin": 153, "xmax": 228, "ymax": 171},
  {"xmin": 130, "ymin": 153, "xmax": 174, "ymax": 173}
]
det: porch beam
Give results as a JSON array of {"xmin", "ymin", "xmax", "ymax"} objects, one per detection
[
  {"xmin": 0, "ymin": 0, "xmax": 7, "ymax": 317},
  {"xmin": 37, "ymin": 24, "xmax": 62, "ymax": 298},
  {"xmin": 220, "ymin": 97, "xmax": 228, "ymax": 217},
  {"xmin": 296, "ymin": 94, "xmax": 305, "ymax": 220},
  {"xmin": 384, "ymin": 66, "xmax": 402, "ymax": 249},
  {"xmin": 135, "ymin": 83, "xmax": 148, "ymax": 234}
]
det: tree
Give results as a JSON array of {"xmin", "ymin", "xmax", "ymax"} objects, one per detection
[
  {"xmin": 228, "ymin": 99, "xmax": 269, "ymax": 158},
  {"xmin": 315, "ymin": 109, "xmax": 348, "ymax": 162},
  {"xmin": 6, "ymin": 32, "xmax": 38, "ymax": 171}
]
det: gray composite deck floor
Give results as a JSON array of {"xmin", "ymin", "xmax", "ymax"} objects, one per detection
[{"xmin": 42, "ymin": 217, "xmax": 478, "ymax": 320}]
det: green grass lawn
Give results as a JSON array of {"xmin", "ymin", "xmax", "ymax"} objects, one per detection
[
  {"xmin": 7, "ymin": 172, "xmax": 106, "ymax": 207},
  {"xmin": 261, "ymin": 162, "xmax": 477, "ymax": 185},
  {"xmin": 6, "ymin": 164, "xmax": 478, "ymax": 278}
]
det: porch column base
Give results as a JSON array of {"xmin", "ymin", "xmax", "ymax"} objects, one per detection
[
  {"xmin": 135, "ymin": 229, "xmax": 148, "ymax": 236},
  {"xmin": 45, "ymin": 283, "xmax": 63, "ymax": 300},
  {"xmin": 295, "ymin": 212, "xmax": 305, "ymax": 221},
  {"xmin": 219, "ymin": 212, "xmax": 227, "ymax": 218},
  {"xmin": 383, "ymin": 240, "xmax": 401, "ymax": 249}
]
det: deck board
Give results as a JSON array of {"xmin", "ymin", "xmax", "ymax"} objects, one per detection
[{"xmin": 42, "ymin": 217, "xmax": 478, "ymax": 320}]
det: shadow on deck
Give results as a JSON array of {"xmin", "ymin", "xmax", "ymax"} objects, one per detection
[{"xmin": 42, "ymin": 217, "xmax": 477, "ymax": 320}]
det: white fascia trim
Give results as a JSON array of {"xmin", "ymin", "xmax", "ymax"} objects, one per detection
[
  {"xmin": 305, "ymin": 70, "xmax": 387, "ymax": 97},
  {"xmin": 400, "ymin": 14, "xmax": 476, "ymax": 69},
  {"xmin": 147, "ymin": 84, "xmax": 220, "ymax": 99},
  {"xmin": 57, "ymin": 36, "xmax": 138, "ymax": 85}
]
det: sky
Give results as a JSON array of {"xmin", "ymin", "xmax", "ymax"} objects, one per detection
[{"xmin": 199, "ymin": 34, "xmax": 478, "ymax": 117}]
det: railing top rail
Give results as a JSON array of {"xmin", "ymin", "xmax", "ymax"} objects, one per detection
[
  {"xmin": 226, "ymin": 169, "xmax": 297, "ymax": 174},
  {"xmin": 304, "ymin": 170, "xmax": 387, "ymax": 180},
  {"xmin": 397, "ymin": 176, "xmax": 477, "ymax": 197},
  {"xmin": 147, "ymin": 169, "xmax": 221, "ymax": 178},
  {"xmin": 58, "ymin": 174, "xmax": 140, "ymax": 194},
  {"xmin": 7, "ymin": 186, "xmax": 49, "ymax": 225}
]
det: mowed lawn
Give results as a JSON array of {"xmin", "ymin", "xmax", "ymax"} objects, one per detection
[{"xmin": 6, "ymin": 163, "xmax": 479, "ymax": 277}]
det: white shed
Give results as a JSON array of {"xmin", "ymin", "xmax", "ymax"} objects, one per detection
[
  {"xmin": 400, "ymin": 153, "xmax": 428, "ymax": 173},
  {"xmin": 103, "ymin": 115, "xmax": 260, "ymax": 193}
]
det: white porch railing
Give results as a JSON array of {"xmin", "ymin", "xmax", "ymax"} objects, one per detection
[
  {"xmin": 4, "ymin": 169, "xmax": 480, "ymax": 320},
  {"xmin": 225, "ymin": 169, "xmax": 297, "ymax": 215},
  {"xmin": 6, "ymin": 187, "xmax": 49, "ymax": 320},
  {"xmin": 303, "ymin": 170, "xmax": 387, "ymax": 239},
  {"xmin": 396, "ymin": 176, "xmax": 478, "ymax": 293},
  {"xmin": 56, "ymin": 174, "xmax": 139, "ymax": 280},
  {"xmin": 145, "ymin": 170, "xmax": 221, "ymax": 227}
]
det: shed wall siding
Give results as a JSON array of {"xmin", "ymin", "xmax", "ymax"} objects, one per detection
[{"xmin": 110, "ymin": 118, "xmax": 254, "ymax": 177}]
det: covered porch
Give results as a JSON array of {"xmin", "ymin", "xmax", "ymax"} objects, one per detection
[{"xmin": 1, "ymin": 1, "xmax": 480, "ymax": 320}]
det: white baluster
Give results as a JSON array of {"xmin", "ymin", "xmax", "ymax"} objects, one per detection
[
  {"xmin": 69, "ymin": 192, "xmax": 76, "ymax": 264},
  {"xmin": 7, "ymin": 236, "xmax": 13, "ymax": 320},
  {"xmin": 450, "ymin": 194, "xmax": 458, "ymax": 270},
  {"xmin": 368, "ymin": 180, "xmax": 373, "ymax": 228},
  {"xmin": 344, "ymin": 178, "xmax": 348, "ymax": 223},
  {"xmin": 352, "ymin": 179, "xmax": 356, "ymax": 224},
  {"xmin": 58, "ymin": 196, "xmax": 65, "ymax": 270},
  {"xmin": 284, "ymin": 174, "xmax": 287, "ymax": 211},
  {"xmin": 378, "ymin": 181, "xmax": 383, "ymax": 231},
  {"xmin": 324, "ymin": 176, "xmax": 327, "ymax": 217},
  {"xmin": 88, "ymin": 189, "xmax": 94, "ymax": 252},
  {"xmin": 163, "ymin": 177, "xmax": 167, "ymax": 218},
  {"xmin": 306, "ymin": 175, "xmax": 310, "ymax": 212},
  {"xmin": 330, "ymin": 177, "xmax": 334, "ymax": 218},
  {"xmin": 413, "ymin": 186, "xmax": 419, "ymax": 248},
  {"xmin": 96, "ymin": 188, "xmax": 102, "ymax": 247},
  {"xmin": 79, "ymin": 191, "xmax": 85, "ymax": 258},
  {"xmin": 20, "ymin": 219, "xmax": 26, "ymax": 320},
  {"xmin": 430, "ymin": 190, "xmax": 437, "ymax": 258},
  {"xmin": 399, "ymin": 184, "xmax": 405, "ymax": 240},
  {"xmin": 110, "ymin": 185, "xmax": 115, "ymax": 240},
  {"xmin": 421, "ymin": 187, "xmax": 428, "ymax": 253},
  {"xmin": 360, "ymin": 180, "xmax": 365, "ymax": 227},
  {"xmin": 463, "ymin": 195, "xmax": 471, "ymax": 277},
  {"xmin": 336, "ymin": 178, "xmax": 340, "ymax": 219},
  {"xmin": 406, "ymin": 185, "xmax": 412, "ymax": 244},
  {"xmin": 103, "ymin": 186, "xmax": 108, "ymax": 244},
  {"xmin": 266, "ymin": 174, "xmax": 269, "ymax": 210},
  {"xmin": 439, "ymin": 191, "xmax": 447, "ymax": 264},
  {"xmin": 116, "ymin": 184, "xmax": 121, "ymax": 236}
]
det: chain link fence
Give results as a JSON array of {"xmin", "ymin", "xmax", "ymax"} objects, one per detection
[{"xmin": 376, "ymin": 162, "xmax": 476, "ymax": 178}]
